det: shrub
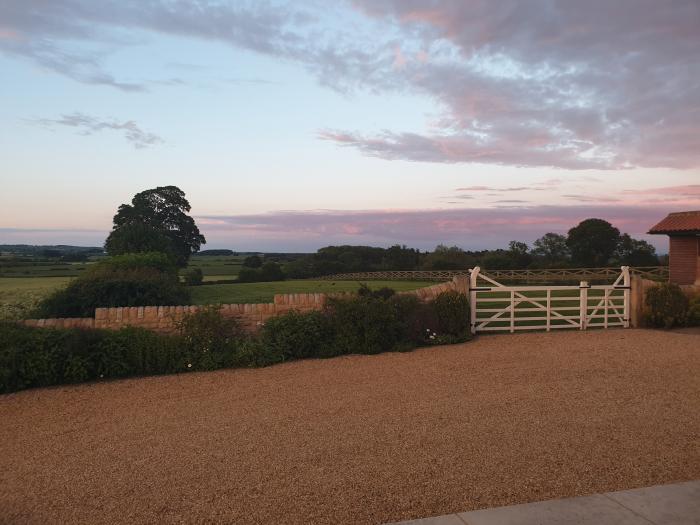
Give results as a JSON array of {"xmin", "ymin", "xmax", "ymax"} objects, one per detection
[
  {"xmin": 392, "ymin": 294, "xmax": 439, "ymax": 345},
  {"xmin": 177, "ymin": 306, "xmax": 246, "ymax": 370},
  {"xmin": 357, "ymin": 283, "xmax": 395, "ymax": 300},
  {"xmin": 34, "ymin": 252, "xmax": 190, "ymax": 317},
  {"xmin": 237, "ymin": 262, "xmax": 285, "ymax": 283},
  {"xmin": 324, "ymin": 293, "xmax": 406, "ymax": 355},
  {"xmin": 88, "ymin": 252, "xmax": 179, "ymax": 278},
  {"xmin": 242, "ymin": 255, "xmax": 262, "ymax": 268},
  {"xmin": 644, "ymin": 283, "xmax": 689, "ymax": 328},
  {"xmin": 688, "ymin": 295, "xmax": 700, "ymax": 327},
  {"xmin": 0, "ymin": 322, "xmax": 184, "ymax": 394},
  {"xmin": 431, "ymin": 290, "xmax": 471, "ymax": 337},
  {"xmin": 260, "ymin": 310, "xmax": 330, "ymax": 361},
  {"xmin": 230, "ymin": 339, "xmax": 284, "ymax": 368},
  {"xmin": 183, "ymin": 267, "xmax": 204, "ymax": 286}
]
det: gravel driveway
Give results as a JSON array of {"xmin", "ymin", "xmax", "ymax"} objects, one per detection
[{"xmin": 1, "ymin": 329, "xmax": 699, "ymax": 524}]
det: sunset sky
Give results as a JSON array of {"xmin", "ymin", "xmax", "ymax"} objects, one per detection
[{"xmin": 1, "ymin": 0, "xmax": 699, "ymax": 252}]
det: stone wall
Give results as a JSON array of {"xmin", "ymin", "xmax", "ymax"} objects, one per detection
[{"xmin": 22, "ymin": 277, "xmax": 468, "ymax": 334}]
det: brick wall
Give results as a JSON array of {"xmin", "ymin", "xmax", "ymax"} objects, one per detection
[
  {"xmin": 669, "ymin": 236, "xmax": 699, "ymax": 285},
  {"xmin": 22, "ymin": 277, "xmax": 468, "ymax": 334}
]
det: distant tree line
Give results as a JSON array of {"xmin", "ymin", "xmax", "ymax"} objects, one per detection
[{"xmin": 284, "ymin": 218, "xmax": 659, "ymax": 278}]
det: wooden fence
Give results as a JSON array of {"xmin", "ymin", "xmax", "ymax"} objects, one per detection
[{"xmin": 316, "ymin": 266, "xmax": 668, "ymax": 283}]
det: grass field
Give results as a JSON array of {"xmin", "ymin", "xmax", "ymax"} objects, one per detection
[
  {"xmin": 0, "ymin": 276, "xmax": 434, "ymax": 314},
  {"xmin": 0, "ymin": 260, "xmax": 90, "ymax": 278},
  {"xmin": 189, "ymin": 280, "xmax": 435, "ymax": 304},
  {"xmin": 0, "ymin": 277, "xmax": 72, "ymax": 319},
  {"xmin": 186, "ymin": 255, "xmax": 246, "ymax": 279}
]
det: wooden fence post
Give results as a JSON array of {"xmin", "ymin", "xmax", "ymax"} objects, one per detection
[
  {"xmin": 579, "ymin": 281, "xmax": 588, "ymax": 330},
  {"xmin": 470, "ymin": 267, "xmax": 479, "ymax": 335}
]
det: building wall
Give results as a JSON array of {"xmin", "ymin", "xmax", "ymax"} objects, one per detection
[
  {"xmin": 23, "ymin": 277, "xmax": 468, "ymax": 334},
  {"xmin": 669, "ymin": 236, "xmax": 699, "ymax": 285}
]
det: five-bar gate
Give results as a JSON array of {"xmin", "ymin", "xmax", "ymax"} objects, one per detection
[{"xmin": 469, "ymin": 266, "xmax": 630, "ymax": 334}]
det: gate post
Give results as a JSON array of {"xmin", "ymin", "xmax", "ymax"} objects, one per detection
[
  {"xmin": 622, "ymin": 266, "xmax": 630, "ymax": 328},
  {"xmin": 470, "ymin": 267, "xmax": 479, "ymax": 334},
  {"xmin": 579, "ymin": 281, "xmax": 589, "ymax": 330}
]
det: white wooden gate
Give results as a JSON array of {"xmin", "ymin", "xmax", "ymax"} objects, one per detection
[{"xmin": 469, "ymin": 266, "xmax": 630, "ymax": 334}]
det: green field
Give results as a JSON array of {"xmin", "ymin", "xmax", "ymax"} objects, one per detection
[
  {"xmin": 0, "ymin": 276, "xmax": 434, "ymax": 316},
  {"xmin": 186, "ymin": 255, "xmax": 246, "ymax": 280},
  {"xmin": 0, "ymin": 254, "xmax": 247, "ymax": 281},
  {"xmin": 0, "ymin": 277, "xmax": 72, "ymax": 319},
  {"xmin": 189, "ymin": 280, "xmax": 434, "ymax": 305},
  {"xmin": 0, "ymin": 259, "xmax": 90, "ymax": 278}
]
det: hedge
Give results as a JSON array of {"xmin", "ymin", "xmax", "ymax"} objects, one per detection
[{"xmin": 1, "ymin": 290, "xmax": 471, "ymax": 394}]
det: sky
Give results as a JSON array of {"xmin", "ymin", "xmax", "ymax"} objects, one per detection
[{"xmin": 1, "ymin": 0, "xmax": 699, "ymax": 253}]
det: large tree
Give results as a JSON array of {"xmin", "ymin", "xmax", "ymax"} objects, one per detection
[
  {"xmin": 566, "ymin": 218, "xmax": 620, "ymax": 267},
  {"xmin": 615, "ymin": 234, "xmax": 659, "ymax": 266},
  {"xmin": 532, "ymin": 233, "xmax": 570, "ymax": 267},
  {"xmin": 105, "ymin": 186, "xmax": 206, "ymax": 267}
]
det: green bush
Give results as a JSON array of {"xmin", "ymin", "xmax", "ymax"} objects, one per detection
[
  {"xmin": 688, "ymin": 295, "xmax": 700, "ymax": 327},
  {"xmin": 230, "ymin": 339, "xmax": 284, "ymax": 368},
  {"xmin": 177, "ymin": 306, "xmax": 245, "ymax": 370},
  {"xmin": 237, "ymin": 262, "xmax": 285, "ymax": 283},
  {"xmin": 34, "ymin": 252, "xmax": 190, "ymax": 318},
  {"xmin": 357, "ymin": 283, "xmax": 395, "ymax": 300},
  {"xmin": 432, "ymin": 290, "xmax": 471, "ymax": 337},
  {"xmin": 0, "ymin": 322, "xmax": 183, "ymax": 394},
  {"xmin": 324, "ymin": 293, "xmax": 407, "ymax": 355},
  {"xmin": 644, "ymin": 283, "xmax": 690, "ymax": 328},
  {"xmin": 242, "ymin": 255, "xmax": 262, "ymax": 268},
  {"xmin": 88, "ymin": 252, "xmax": 179, "ymax": 277},
  {"xmin": 183, "ymin": 267, "xmax": 204, "ymax": 286},
  {"xmin": 2, "ymin": 287, "xmax": 475, "ymax": 394},
  {"xmin": 260, "ymin": 310, "xmax": 330, "ymax": 361}
]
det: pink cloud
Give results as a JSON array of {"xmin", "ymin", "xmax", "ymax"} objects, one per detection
[{"xmin": 340, "ymin": 1, "xmax": 700, "ymax": 169}]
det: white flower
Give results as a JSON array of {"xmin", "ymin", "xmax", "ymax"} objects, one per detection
[
  {"xmin": 187, "ymin": 363, "xmax": 192, "ymax": 368},
  {"xmin": 99, "ymin": 374, "xmax": 104, "ymax": 378},
  {"xmin": 429, "ymin": 335, "xmax": 435, "ymax": 340}
]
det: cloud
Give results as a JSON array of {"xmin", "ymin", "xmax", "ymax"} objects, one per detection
[
  {"xmin": 0, "ymin": 0, "xmax": 379, "ymax": 92},
  {"xmin": 622, "ymin": 184, "xmax": 700, "ymax": 197},
  {"xmin": 30, "ymin": 112, "xmax": 164, "ymax": 149},
  {"xmin": 338, "ymin": 0, "xmax": 700, "ymax": 169},
  {"xmin": 2, "ymin": 1, "xmax": 699, "ymax": 170},
  {"xmin": 456, "ymin": 186, "xmax": 531, "ymax": 192},
  {"xmin": 194, "ymin": 203, "xmax": 684, "ymax": 251},
  {"xmin": 562, "ymin": 194, "xmax": 620, "ymax": 203}
]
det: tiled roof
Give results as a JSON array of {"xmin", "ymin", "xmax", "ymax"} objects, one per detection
[{"xmin": 648, "ymin": 210, "xmax": 700, "ymax": 234}]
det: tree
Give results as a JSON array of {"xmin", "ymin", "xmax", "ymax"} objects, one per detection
[
  {"xmin": 421, "ymin": 245, "xmax": 475, "ymax": 270},
  {"xmin": 532, "ymin": 233, "xmax": 570, "ymax": 267},
  {"xmin": 566, "ymin": 218, "xmax": 620, "ymax": 267},
  {"xmin": 34, "ymin": 252, "xmax": 189, "ymax": 317},
  {"xmin": 507, "ymin": 240, "xmax": 532, "ymax": 268},
  {"xmin": 183, "ymin": 267, "xmax": 204, "ymax": 286},
  {"xmin": 105, "ymin": 186, "xmax": 205, "ymax": 267},
  {"xmin": 384, "ymin": 244, "xmax": 420, "ymax": 270},
  {"xmin": 615, "ymin": 234, "xmax": 659, "ymax": 266},
  {"xmin": 242, "ymin": 255, "xmax": 263, "ymax": 268}
]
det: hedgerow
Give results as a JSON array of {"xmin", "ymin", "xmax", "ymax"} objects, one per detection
[{"xmin": 1, "ymin": 289, "xmax": 471, "ymax": 394}]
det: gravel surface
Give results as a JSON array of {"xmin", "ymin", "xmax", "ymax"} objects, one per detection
[{"xmin": 1, "ymin": 329, "xmax": 699, "ymax": 525}]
